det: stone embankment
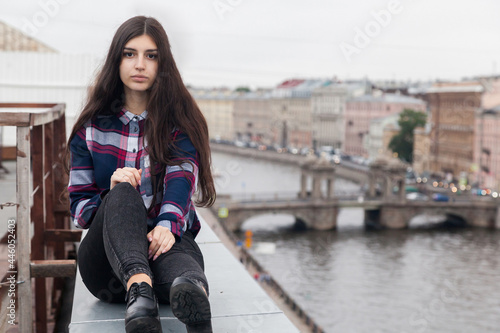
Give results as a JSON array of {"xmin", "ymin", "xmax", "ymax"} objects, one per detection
[{"xmin": 210, "ymin": 143, "xmax": 369, "ymax": 184}]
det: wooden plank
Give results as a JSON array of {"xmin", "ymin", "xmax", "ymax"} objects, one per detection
[
  {"xmin": 31, "ymin": 126, "xmax": 45, "ymax": 261},
  {"xmin": 44, "ymin": 230, "xmax": 82, "ymax": 243},
  {"xmin": 53, "ymin": 113, "xmax": 69, "ymax": 206},
  {"xmin": 0, "ymin": 103, "xmax": 65, "ymax": 127},
  {"xmin": 30, "ymin": 260, "xmax": 76, "ymax": 278},
  {"xmin": 31, "ymin": 125, "xmax": 47, "ymax": 333},
  {"xmin": 54, "ymin": 204, "xmax": 71, "ymax": 215},
  {"xmin": 31, "ymin": 108, "xmax": 64, "ymax": 127},
  {"xmin": 1, "ymin": 146, "xmax": 16, "ymax": 160},
  {"xmin": 17, "ymin": 126, "xmax": 33, "ymax": 333},
  {"xmin": 43, "ymin": 122, "xmax": 54, "ymax": 333},
  {"xmin": 0, "ymin": 103, "xmax": 58, "ymax": 108},
  {"xmin": 48, "ymin": 119, "xmax": 67, "ymax": 315},
  {"xmin": 45, "ymin": 122, "xmax": 55, "ymax": 240},
  {"xmin": 0, "ymin": 112, "xmax": 31, "ymax": 126}
]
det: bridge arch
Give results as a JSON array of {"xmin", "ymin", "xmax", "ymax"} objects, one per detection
[
  {"xmin": 237, "ymin": 213, "xmax": 311, "ymax": 232},
  {"xmin": 226, "ymin": 208, "xmax": 315, "ymax": 232},
  {"xmin": 406, "ymin": 211, "xmax": 469, "ymax": 228},
  {"xmin": 444, "ymin": 213, "xmax": 468, "ymax": 227}
]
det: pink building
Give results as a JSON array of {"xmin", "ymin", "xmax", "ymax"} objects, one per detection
[
  {"xmin": 473, "ymin": 78, "xmax": 500, "ymax": 189},
  {"xmin": 474, "ymin": 104, "xmax": 500, "ymax": 189},
  {"xmin": 344, "ymin": 93, "xmax": 426, "ymax": 157}
]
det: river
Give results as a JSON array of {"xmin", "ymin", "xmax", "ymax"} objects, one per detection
[{"xmin": 211, "ymin": 151, "xmax": 500, "ymax": 333}]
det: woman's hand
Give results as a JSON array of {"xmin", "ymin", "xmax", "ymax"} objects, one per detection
[
  {"xmin": 147, "ymin": 226, "xmax": 175, "ymax": 261},
  {"xmin": 110, "ymin": 167, "xmax": 142, "ymax": 190}
]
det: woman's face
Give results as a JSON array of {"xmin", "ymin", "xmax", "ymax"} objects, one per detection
[{"xmin": 119, "ymin": 34, "xmax": 159, "ymax": 94}]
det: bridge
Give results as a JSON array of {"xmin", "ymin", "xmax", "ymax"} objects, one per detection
[{"xmin": 215, "ymin": 155, "xmax": 500, "ymax": 231}]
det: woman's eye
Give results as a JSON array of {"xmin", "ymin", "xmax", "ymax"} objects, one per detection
[
  {"xmin": 123, "ymin": 52, "xmax": 134, "ymax": 57},
  {"xmin": 147, "ymin": 54, "xmax": 157, "ymax": 59}
]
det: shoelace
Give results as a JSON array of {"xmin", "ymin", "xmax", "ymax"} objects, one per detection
[{"xmin": 126, "ymin": 283, "xmax": 152, "ymax": 304}]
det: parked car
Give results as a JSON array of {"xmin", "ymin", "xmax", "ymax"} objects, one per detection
[
  {"xmin": 300, "ymin": 147, "xmax": 312, "ymax": 155},
  {"xmin": 234, "ymin": 140, "xmax": 247, "ymax": 148},
  {"xmin": 331, "ymin": 154, "xmax": 341, "ymax": 164},
  {"xmin": 406, "ymin": 192, "xmax": 429, "ymax": 201},
  {"xmin": 432, "ymin": 193, "xmax": 450, "ymax": 202}
]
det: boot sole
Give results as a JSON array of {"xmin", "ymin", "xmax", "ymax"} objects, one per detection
[
  {"xmin": 125, "ymin": 316, "xmax": 162, "ymax": 333},
  {"xmin": 170, "ymin": 282, "xmax": 212, "ymax": 332}
]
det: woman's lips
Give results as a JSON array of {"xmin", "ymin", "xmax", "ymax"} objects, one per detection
[{"xmin": 131, "ymin": 75, "xmax": 148, "ymax": 82}]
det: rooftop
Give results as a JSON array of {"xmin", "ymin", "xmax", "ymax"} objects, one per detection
[
  {"xmin": 0, "ymin": 20, "xmax": 56, "ymax": 52},
  {"xmin": 350, "ymin": 93, "xmax": 426, "ymax": 104},
  {"xmin": 425, "ymin": 81, "xmax": 484, "ymax": 93},
  {"xmin": 69, "ymin": 217, "xmax": 299, "ymax": 332}
]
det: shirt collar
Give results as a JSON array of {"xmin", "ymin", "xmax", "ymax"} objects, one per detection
[{"xmin": 118, "ymin": 108, "xmax": 148, "ymax": 125}]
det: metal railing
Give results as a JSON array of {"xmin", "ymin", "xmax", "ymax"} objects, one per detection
[
  {"xmin": 220, "ymin": 190, "xmax": 367, "ymax": 203},
  {"xmin": 0, "ymin": 103, "xmax": 82, "ymax": 333}
]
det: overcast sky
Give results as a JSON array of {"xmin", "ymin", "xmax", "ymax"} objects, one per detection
[{"xmin": 2, "ymin": 0, "xmax": 499, "ymax": 89}]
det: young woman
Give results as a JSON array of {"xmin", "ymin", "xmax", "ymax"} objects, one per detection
[{"xmin": 67, "ymin": 16, "xmax": 216, "ymax": 333}]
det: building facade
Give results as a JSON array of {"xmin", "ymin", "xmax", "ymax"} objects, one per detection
[
  {"xmin": 473, "ymin": 106, "xmax": 500, "ymax": 189},
  {"xmin": 344, "ymin": 93, "xmax": 426, "ymax": 157},
  {"xmin": 312, "ymin": 85, "xmax": 347, "ymax": 150},
  {"xmin": 382, "ymin": 123, "xmax": 400, "ymax": 159},
  {"xmin": 480, "ymin": 77, "xmax": 500, "ymax": 109},
  {"xmin": 233, "ymin": 90, "xmax": 272, "ymax": 144},
  {"xmin": 365, "ymin": 113, "xmax": 400, "ymax": 160},
  {"xmin": 190, "ymin": 88, "xmax": 237, "ymax": 141},
  {"xmin": 473, "ymin": 77, "xmax": 500, "ymax": 188},
  {"xmin": 312, "ymin": 82, "xmax": 369, "ymax": 151},
  {"xmin": 412, "ymin": 124, "xmax": 431, "ymax": 175},
  {"xmin": 270, "ymin": 79, "xmax": 331, "ymax": 149},
  {"xmin": 426, "ymin": 82, "xmax": 483, "ymax": 178}
]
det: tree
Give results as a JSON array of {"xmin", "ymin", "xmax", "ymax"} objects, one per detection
[
  {"xmin": 235, "ymin": 86, "xmax": 251, "ymax": 93},
  {"xmin": 388, "ymin": 109, "xmax": 427, "ymax": 163}
]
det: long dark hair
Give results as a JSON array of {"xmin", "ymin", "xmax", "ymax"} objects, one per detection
[{"xmin": 66, "ymin": 16, "xmax": 215, "ymax": 207}]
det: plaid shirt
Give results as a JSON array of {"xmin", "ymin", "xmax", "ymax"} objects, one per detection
[{"xmin": 68, "ymin": 109, "xmax": 200, "ymax": 239}]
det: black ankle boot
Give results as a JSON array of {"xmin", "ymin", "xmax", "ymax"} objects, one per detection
[
  {"xmin": 169, "ymin": 277, "xmax": 213, "ymax": 333},
  {"xmin": 125, "ymin": 282, "xmax": 162, "ymax": 333}
]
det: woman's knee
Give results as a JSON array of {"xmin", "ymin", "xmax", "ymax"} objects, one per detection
[
  {"xmin": 110, "ymin": 181, "xmax": 139, "ymax": 197},
  {"xmin": 106, "ymin": 182, "xmax": 145, "ymax": 210}
]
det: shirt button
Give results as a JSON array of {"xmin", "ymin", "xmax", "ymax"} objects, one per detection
[
  {"xmin": 133, "ymin": 148, "xmax": 137, "ymax": 153},
  {"xmin": 134, "ymin": 127, "xmax": 138, "ymax": 132}
]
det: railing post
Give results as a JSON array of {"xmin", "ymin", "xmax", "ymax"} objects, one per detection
[
  {"xmin": 31, "ymin": 125, "xmax": 47, "ymax": 332},
  {"xmin": 17, "ymin": 125, "xmax": 33, "ymax": 333}
]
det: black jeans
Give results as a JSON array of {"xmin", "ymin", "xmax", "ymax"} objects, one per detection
[{"xmin": 78, "ymin": 182, "xmax": 208, "ymax": 304}]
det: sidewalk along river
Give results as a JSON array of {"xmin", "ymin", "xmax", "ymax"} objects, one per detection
[{"xmin": 212, "ymin": 151, "xmax": 500, "ymax": 332}]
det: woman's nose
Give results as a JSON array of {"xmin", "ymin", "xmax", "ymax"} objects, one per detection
[{"xmin": 135, "ymin": 56, "xmax": 145, "ymax": 70}]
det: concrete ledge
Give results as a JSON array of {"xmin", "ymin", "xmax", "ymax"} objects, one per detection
[{"xmin": 69, "ymin": 214, "xmax": 299, "ymax": 332}]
